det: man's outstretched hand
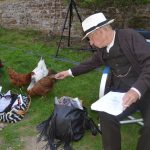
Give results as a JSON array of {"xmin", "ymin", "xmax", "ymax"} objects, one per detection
[{"xmin": 55, "ymin": 71, "xmax": 70, "ymax": 80}]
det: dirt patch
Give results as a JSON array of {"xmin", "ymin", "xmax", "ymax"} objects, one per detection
[
  {"xmin": 0, "ymin": 122, "xmax": 8, "ymax": 130},
  {"xmin": 0, "ymin": 137, "xmax": 4, "ymax": 145},
  {"xmin": 21, "ymin": 136, "xmax": 65, "ymax": 150},
  {"xmin": 21, "ymin": 136, "xmax": 47, "ymax": 150}
]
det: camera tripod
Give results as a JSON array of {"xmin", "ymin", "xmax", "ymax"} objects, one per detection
[{"xmin": 55, "ymin": 0, "xmax": 82, "ymax": 57}]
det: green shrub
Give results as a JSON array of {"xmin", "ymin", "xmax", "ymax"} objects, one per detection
[{"xmin": 74, "ymin": 0, "xmax": 150, "ymax": 9}]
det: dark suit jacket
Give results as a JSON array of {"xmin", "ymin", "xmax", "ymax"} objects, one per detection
[{"xmin": 71, "ymin": 29, "xmax": 150, "ymax": 96}]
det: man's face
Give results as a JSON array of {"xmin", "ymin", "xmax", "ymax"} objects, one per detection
[{"xmin": 87, "ymin": 27, "xmax": 108, "ymax": 49}]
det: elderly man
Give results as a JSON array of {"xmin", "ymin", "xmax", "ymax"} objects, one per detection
[{"xmin": 55, "ymin": 12, "xmax": 150, "ymax": 150}]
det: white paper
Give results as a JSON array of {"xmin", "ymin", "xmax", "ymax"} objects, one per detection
[
  {"xmin": 91, "ymin": 91, "xmax": 125, "ymax": 116},
  {"xmin": 11, "ymin": 94, "xmax": 23, "ymax": 108},
  {"xmin": 0, "ymin": 90, "xmax": 11, "ymax": 112},
  {"xmin": 0, "ymin": 86, "xmax": 2, "ymax": 93}
]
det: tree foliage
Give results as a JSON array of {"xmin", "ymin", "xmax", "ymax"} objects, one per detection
[{"xmin": 75, "ymin": 0, "xmax": 150, "ymax": 9}]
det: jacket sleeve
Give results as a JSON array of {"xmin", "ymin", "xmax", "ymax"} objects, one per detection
[
  {"xmin": 125, "ymin": 29, "xmax": 150, "ymax": 96},
  {"xmin": 71, "ymin": 49, "xmax": 104, "ymax": 76}
]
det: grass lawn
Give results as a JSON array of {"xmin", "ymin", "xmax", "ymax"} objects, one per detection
[{"xmin": 0, "ymin": 27, "xmax": 141, "ymax": 150}]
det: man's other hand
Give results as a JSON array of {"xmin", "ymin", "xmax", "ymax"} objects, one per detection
[{"xmin": 122, "ymin": 89, "xmax": 139, "ymax": 110}]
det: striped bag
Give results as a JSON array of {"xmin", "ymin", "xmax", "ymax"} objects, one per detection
[{"xmin": 0, "ymin": 91, "xmax": 31, "ymax": 123}]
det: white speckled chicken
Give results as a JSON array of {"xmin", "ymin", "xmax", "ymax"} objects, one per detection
[{"xmin": 27, "ymin": 58, "xmax": 49, "ymax": 91}]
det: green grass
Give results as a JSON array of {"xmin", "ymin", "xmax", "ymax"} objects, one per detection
[{"xmin": 0, "ymin": 27, "xmax": 140, "ymax": 150}]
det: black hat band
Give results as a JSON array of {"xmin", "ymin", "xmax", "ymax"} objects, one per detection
[{"xmin": 84, "ymin": 20, "xmax": 109, "ymax": 35}]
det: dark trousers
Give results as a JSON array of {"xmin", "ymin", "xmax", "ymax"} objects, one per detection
[{"xmin": 99, "ymin": 92, "xmax": 150, "ymax": 150}]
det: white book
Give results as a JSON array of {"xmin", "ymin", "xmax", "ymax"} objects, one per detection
[{"xmin": 91, "ymin": 91, "xmax": 125, "ymax": 116}]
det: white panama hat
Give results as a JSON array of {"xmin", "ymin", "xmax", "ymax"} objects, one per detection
[{"xmin": 82, "ymin": 12, "xmax": 114, "ymax": 40}]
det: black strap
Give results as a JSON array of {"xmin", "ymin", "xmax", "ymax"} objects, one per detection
[{"xmin": 85, "ymin": 116, "xmax": 102, "ymax": 135}]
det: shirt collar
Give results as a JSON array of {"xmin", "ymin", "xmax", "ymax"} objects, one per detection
[{"xmin": 106, "ymin": 31, "xmax": 116, "ymax": 53}]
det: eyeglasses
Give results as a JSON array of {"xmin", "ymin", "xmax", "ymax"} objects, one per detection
[{"xmin": 0, "ymin": 94, "xmax": 11, "ymax": 100}]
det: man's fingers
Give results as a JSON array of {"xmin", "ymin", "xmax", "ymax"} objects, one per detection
[
  {"xmin": 55, "ymin": 73, "xmax": 64, "ymax": 79},
  {"xmin": 55, "ymin": 71, "xmax": 70, "ymax": 80},
  {"xmin": 122, "ymin": 89, "xmax": 139, "ymax": 110}
]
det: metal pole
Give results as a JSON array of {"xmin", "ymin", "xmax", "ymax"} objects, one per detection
[
  {"xmin": 55, "ymin": 0, "xmax": 72, "ymax": 57},
  {"xmin": 68, "ymin": 0, "xmax": 73, "ymax": 47},
  {"xmin": 72, "ymin": 0, "xmax": 82, "ymax": 23},
  {"xmin": 55, "ymin": 0, "xmax": 83, "ymax": 57}
]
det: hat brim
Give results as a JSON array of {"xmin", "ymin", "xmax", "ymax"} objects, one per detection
[{"xmin": 82, "ymin": 19, "xmax": 114, "ymax": 40}]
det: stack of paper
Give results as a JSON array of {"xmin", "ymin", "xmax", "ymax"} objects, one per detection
[
  {"xmin": 0, "ymin": 90, "xmax": 12, "ymax": 112},
  {"xmin": 91, "ymin": 91, "xmax": 125, "ymax": 116}
]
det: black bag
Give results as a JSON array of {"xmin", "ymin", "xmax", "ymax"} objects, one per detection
[{"xmin": 37, "ymin": 96, "xmax": 101, "ymax": 150}]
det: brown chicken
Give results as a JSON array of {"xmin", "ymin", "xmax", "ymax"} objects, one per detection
[
  {"xmin": 27, "ymin": 75, "xmax": 56, "ymax": 96},
  {"xmin": 8, "ymin": 68, "xmax": 32, "ymax": 87}
]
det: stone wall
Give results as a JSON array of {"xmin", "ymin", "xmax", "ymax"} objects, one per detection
[
  {"xmin": 104, "ymin": 5, "xmax": 150, "ymax": 30},
  {"xmin": 0, "ymin": 0, "xmax": 88, "ymax": 37},
  {"xmin": 0, "ymin": 0, "xmax": 149, "ymax": 37},
  {"xmin": 0, "ymin": 0, "xmax": 65, "ymax": 34}
]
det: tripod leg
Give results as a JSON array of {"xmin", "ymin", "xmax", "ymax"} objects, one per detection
[
  {"xmin": 72, "ymin": 0, "xmax": 82, "ymax": 23},
  {"xmin": 55, "ymin": 1, "xmax": 72, "ymax": 57},
  {"xmin": 68, "ymin": 1, "xmax": 73, "ymax": 47},
  {"xmin": 72, "ymin": 0, "xmax": 93, "ymax": 50}
]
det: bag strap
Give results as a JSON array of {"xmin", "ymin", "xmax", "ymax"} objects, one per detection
[
  {"xmin": 37, "ymin": 113, "xmax": 57, "ymax": 150},
  {"xmin": 85, "ymin": 116, "xmax": 102, "ymax": 135},
  {"xmin": 64, "ymin": 142, "xmax": 73, "ymax": 150},
  {"xmin": 63, "ymin": 119, "xmax": 73, "ymax": 150}
]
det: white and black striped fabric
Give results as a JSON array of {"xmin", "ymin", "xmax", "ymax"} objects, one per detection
[{"xmin": 0, "ymin": 94, "xmax": 30, "ymax": 123}]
